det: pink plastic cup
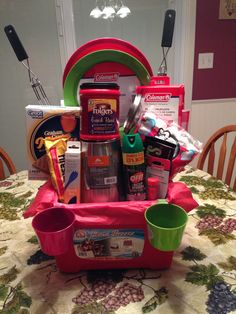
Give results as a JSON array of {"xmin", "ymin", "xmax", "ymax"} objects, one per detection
[{"xmin": 32, "ymin": 207, "xmax": 76, "ymax": 256}]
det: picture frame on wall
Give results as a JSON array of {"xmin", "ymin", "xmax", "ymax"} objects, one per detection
[{"xmin": 219, "ymin": 0, "xmax": 236, "ymax": 19}]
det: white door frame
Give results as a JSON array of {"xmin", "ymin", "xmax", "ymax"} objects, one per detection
[
  {"xmin": 55, "ymin": 0, "xmax": 196, "ymax": 107},
  {"xmin": 169, "ymin": 0, "xmax": 197, "ymax": 107}
]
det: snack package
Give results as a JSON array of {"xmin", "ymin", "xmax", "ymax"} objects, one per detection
[
  {"xmin": 44, "ymin": 134, "xmax": 70, "ymax": 202},
  {"xmin": 137, "ymin": 112, "xmax": 202, "ymax": 179},
  {"xmin": 25, "ymin": 105, "xmax": 80, "ymax": 180}
]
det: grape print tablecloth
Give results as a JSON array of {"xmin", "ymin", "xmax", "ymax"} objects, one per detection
[{"xmin": 0, "ymin": 167, "xmax": 236, "ymax": 314}]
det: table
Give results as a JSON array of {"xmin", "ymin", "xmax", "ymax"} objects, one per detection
[{"xmin": 0, "ymin": 167, "xmax": 236, "ymax": 314}]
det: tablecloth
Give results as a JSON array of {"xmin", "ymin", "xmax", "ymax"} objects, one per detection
[{"xmin": 0, "ymin": 167, "xmax": 236, "ymax": 314}]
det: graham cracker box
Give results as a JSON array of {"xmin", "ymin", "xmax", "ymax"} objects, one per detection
[{"xmin": 25, "ymin": 105, "xmax": 80, "ymax": 180}]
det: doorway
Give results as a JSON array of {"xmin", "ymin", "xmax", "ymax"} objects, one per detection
[{"xmin": 56, "ymin": 0, "xmax": 196, "ymax": 106}]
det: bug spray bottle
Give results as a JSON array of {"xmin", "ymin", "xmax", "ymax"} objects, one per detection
[{"xmin": 122, "ymin": 133, "xmax": 146, "ymax": 200}]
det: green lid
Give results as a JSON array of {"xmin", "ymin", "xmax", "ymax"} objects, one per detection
[{"xmin": 122, "ymin": 133, "xmax": 144, "ymax": 153}]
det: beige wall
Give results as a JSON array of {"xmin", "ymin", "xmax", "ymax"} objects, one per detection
[{"xmin": 0, "ymin": 0, "xmax": 62, "ymax": 171}]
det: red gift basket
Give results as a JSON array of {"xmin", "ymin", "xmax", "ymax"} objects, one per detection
[
  {"xmin": 23, "ymin": 10, "xmax": 201, "ymax": 273},
  {"xmin": 25, "ymin": 180, "xmax": 198, "ymax": 273}
]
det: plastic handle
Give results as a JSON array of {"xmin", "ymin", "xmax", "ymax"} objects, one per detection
[
  {"xmin": 161, "ymin": 10, "xmax": 176, "ymax": 48},
  {"xmin": 4, "ymin": 25, "xmax": 28, "ymax": 61}
]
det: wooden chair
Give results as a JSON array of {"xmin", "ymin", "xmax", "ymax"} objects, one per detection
[
  {"xmin": 0, "ymin": 147, "xmax": 17, "ymax": 180},
  {"xmin": 197, "ymin": 125, "xmax": 236, "ymax": 191}
]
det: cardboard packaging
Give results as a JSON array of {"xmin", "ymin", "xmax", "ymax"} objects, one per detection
[
  {"xmin": 25, "ymin": 105, "xmax": 80, "ymax": 180},
  {"xmin": 64, "ymin": 141, "xmax": 81, "ymax": 204},
  {"xmin": 136, "ymin": 83, "xmax": 185, "ymax": 125}
]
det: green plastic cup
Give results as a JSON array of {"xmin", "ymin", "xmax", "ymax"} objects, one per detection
[{"xmin": 144, "ymin": 200, "xmax": 188, "ymax": 251}]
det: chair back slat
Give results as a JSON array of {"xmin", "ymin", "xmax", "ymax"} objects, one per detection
[
  {"xmin": 225, "ymin": 136, "xmax": 236, "ymax": 186},
  {"xmin": 217, "ymin": 133, "xmax": 227, "ymax": 180},
  {"xmin": 0, "ymin": 159, "xmax": 5, "ymax": 180},
  {"xmin": 0, "ymin": 147, "xmax": 16, "ymax": 180},
  {"xmin": 207, "ymin": 143, "xmax": 215, "ymax": 175},
  {"xmin": 197, "ymin": 125, "xmax": 236, "ymax": 191}
]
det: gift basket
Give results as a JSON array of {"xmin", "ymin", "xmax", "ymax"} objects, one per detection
[{"xmin": 5, "ymin": 10, "xmax": 202, "ymax": 273}]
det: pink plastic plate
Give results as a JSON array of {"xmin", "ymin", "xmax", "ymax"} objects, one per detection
[{"xmin": 62, "ymin": 37, "xmax": 153, "ymax": 85}]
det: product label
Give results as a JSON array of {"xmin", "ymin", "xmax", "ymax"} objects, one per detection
[
  {"xmin": 146, "ymin": 157, "xmax": 170, "ymax": 199},
  {"xmin": 26, "ymin": 106, "xmax": 80, "ymax": 180},
  {"xmin": 88, "ymin": 98, "xmax": 118, "ymax": 135},
  {"xmin": 85, "ymin": 155, "xmax": 117, "ymax": 188},
  {"xmin": 80, "ymin": 76, "xmax": 139, "ymax": 124},
  {"xmin": 144, "ymin": 93, "xmax": 171, "ymax": 102},
  {"xmin": 64, "ymin": 142, "xmax": 81, "ymax": 204},
  {"xmin": 141, "ymin": 94, "xmax": 180, "ymax": 123},
  {"xmin": 122, "ymin": 152, "xmax": 144, "ymax": 166},
  {"xmin": 88, "ymin": 156, "xmax": 109, "ymax": 167},
  {"xmin": 94, "ymin": 72, "xmax": 120, "ymax": 82},
  {"xmin": 124, "ymin": 166, "xmax": 146, "ymax": 200},
  {"xmin": 73, "ymin": 229, "xmax": 145, "ymax": 259},
  {"xmin": 122, "ymin": 152, "xmax": 146, "ymax": 199}
]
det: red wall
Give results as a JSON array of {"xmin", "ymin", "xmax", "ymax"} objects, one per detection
[{"xmin": 192, "ymin": 0, "xmax": 236, "ymax": 100}]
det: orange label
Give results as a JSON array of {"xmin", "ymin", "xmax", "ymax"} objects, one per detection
[
  {"xmin": 123, "ymin": 152, "xmax": 144, "ymax": 166},
  {"xmin": 88, "ymin": 155, "xmax": 109, "ymax": 167}
]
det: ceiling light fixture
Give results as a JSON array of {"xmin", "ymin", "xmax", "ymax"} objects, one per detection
[
  {"xmin": 116, "ymin": 2, "xmax": 131, "ymax": 18},
  {"xmin": 102, "ymin": 2, "xmax": 116, "ymax": 19},
  {"xmin": 89, "ymin": 0, "xmax": 103, "ymax": 18},
  {"xmin": 89, "ymin": 0, "xmax": 131, "ymax": 20}
]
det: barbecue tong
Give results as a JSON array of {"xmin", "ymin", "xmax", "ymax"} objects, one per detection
[
  {"xmin": 124, "ymin": 9, "xmax": 176, "ymax": 133},
  {"xmin": 157, "ymin": 9, "xmax": 176, "ymax": 75},
  {"xmin": 4, "ymin": 24, "xmax": 51, "ymax": 106}
]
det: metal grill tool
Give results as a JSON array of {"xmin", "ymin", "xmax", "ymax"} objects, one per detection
[
  {"xmin": 4, "ymin": 24, "xmax": 51, "ymax": 106},
  {"xmin": 124, "ymin": 9, "xmax": 176, "ymax": 134},
  {"xmin": 157, "ymin": 9, "xmax": 176, "ymax": 75}
]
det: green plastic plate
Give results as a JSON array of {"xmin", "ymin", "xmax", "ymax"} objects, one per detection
[{"xmin": 63, "ymin": 49, "xmax": 151, "ymax": 107}]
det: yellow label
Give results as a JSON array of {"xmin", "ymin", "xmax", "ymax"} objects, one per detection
[{"xmin": 122, "ymin": 152, "xmax": 144, "ymax": 166}]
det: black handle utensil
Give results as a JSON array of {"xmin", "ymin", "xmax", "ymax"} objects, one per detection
[
  {"xmin": 161, "ymin": 10, "xmax": 176, "ymax": 48},
  {"xmin": 4, "ymin": 24, "xmax": 51, "ymax": 106},
  {"xmin": 158, "ymin": 9, "xmax": 176, "ymax": 75},
  {"xmin": 4, "ymin": 25, "xmax": 28, "ymax": 61}
]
